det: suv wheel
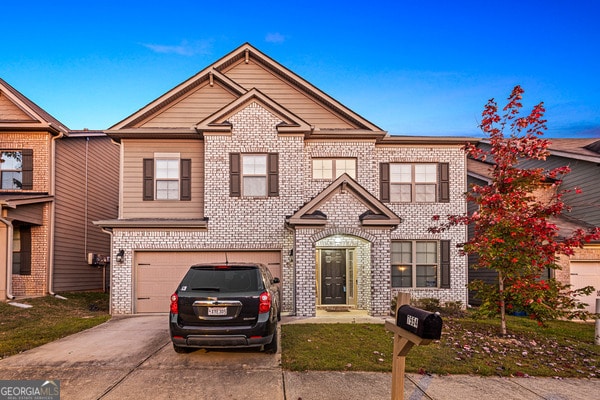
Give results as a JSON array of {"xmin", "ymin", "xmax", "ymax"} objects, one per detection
[{"xmin": 263, "ymin": 326, "xmax": 278, "ymax": 354}]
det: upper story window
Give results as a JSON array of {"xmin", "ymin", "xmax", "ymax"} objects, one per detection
[
  {"xmin": 0, "ymin": 150, "xmax": 33, "ymax": 190},
  {"xmin": 155, "ymin": 158, "xmax": 180, "ymax": 200},
  {"xmin": 242, "ymin": 154, "xmax": 268, "ymax": 196},
  {"xmin": 391, "ymin": 163, "xmax": 437, "ymax": 202},
  {"xmin": 380, "ymin": 162, "xmax": 450, "ymax": 203},
  {"xmin": 312, "ymin": 158, "xmax": 356, "ymax": 180},
  {"xmin": 143, "ymin": 154, "xmax": 191, "ymax": 201},
  {"xmin": 230, "ymin": 153, "xmax": 278, "ymax": 197}
]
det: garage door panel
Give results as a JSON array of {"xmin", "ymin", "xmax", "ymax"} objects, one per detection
[
  {"xmin": 571, "ymin": 261, "xmax": 600, "ymax": 314},
  {"xmin": 135, "ymin": 251, "xmax": 281, "ymax": 313}
]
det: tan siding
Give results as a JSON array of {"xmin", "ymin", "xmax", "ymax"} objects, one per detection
[
  {"xmin": 54, "ymin": 136, "xmax": 119, "ymax": 291},
  {"xmin": 0, "ymin": 94, "xmax": 34, "ymax": 120},
  {"xmin": 137, "ymin": 81, "xmax": 237, "ymax": 128},
  {"xmin": 223, "ymin": 60, "xmax": 356, "ymax": 129},
  {"xmin": 121, "ymin": 139, "xmax": 204, "ymax": 219}
]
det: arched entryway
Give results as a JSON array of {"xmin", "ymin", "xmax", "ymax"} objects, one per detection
[{"xmin": 315, "ymin": 232, "xmax": 372, "ymax": 310}]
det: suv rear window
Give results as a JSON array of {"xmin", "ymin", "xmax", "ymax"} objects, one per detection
[{"xmin": 180, "ymin": 266, "xmax": 263, "ymax": 293}]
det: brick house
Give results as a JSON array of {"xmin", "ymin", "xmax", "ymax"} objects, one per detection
[
  {"xmin": 96, "ymin": 43, "xmax": 472, "ymax": 316},
  {"xmin": 0, "ymin": 78, "xmax": 118, "ymax": 300},
  {"xmin": 468, "ymin": 139, "xmax": 600, "ymax": 312}
]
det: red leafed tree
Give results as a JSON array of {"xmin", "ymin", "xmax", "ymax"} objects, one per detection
[{"xmin": 430, "ymin": 85, "xmax": 600, "ymax": 336}]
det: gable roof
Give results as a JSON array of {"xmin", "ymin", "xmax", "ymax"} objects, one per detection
[
  {"xmin": 286, "ymin": 173, "xmax": 401, "ymax": 227},
  {"xmin": 107, "ymin": 43, "xmax": 386, "ymax": 140},
  {"xmin": 0, "ymin": 78, "xmax": 68, "ymax": 135}
]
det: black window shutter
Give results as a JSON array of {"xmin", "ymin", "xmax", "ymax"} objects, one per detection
[
  {"xmin": 230, "ymin": 153, "xmax": 241, "ymax": 197},
  {"xmin": 380, "ymin": 163, "xmax": 390, "ymax": 202},
  {"xmin": 439, "ymin": 163, "xmax": 450, "ymax": 203},
  {"xmin": 21, "ymin": 149, "xmax": 33, "ymax": 190},
  {"xmin": 440, "ymin": 240, "xmax": 451, "ymax": 288},
  {"xmin": 20, "ymin": 227, "xmax": 32, "ymax": 275},
  {"xmin": 143, "ymin": 158, "xmax": 154, "ymax": 201},
  {"xmin": 180, "ymin": 159, "xmax": 191, "ymax": 201},
  {"xmin": 268, "ymin": 153, "xmax": 279, "ymax": 197}
]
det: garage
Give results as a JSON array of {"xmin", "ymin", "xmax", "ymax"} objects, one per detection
[
  {"xmin": 134, "ymin": 250, "xmax": 282, "ymax": 313},
  {"xmin": 570, "ymin": 261, "xmax": 600, "ymax": 314}
]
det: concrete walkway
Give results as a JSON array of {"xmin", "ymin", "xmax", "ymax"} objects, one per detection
[{"xmin": 0, "ymin": 313, "xmax": 597, "ymax": 399}]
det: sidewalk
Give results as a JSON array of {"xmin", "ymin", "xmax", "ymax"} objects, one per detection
[{"xmin": 280, "ymin": 311, "xmax": 600, "ymax": 400}]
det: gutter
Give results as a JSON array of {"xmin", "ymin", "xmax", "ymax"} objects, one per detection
[
  {"xmin": 0, "ymin": 213, "xmax": 15, "ymax": 300},
  {"xmin": 48, "ymin": 131, "xmax": 64, "ymax": 296}
]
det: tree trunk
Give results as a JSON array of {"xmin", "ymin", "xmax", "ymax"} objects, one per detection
[{"xmin": 498, "ymin": 271, "xmax": 507, "ymax": 336}]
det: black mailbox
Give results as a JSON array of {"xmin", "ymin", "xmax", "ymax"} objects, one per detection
[{"xmin": 396, "ymin": 305, "xmax": 443, "ymax": 340}]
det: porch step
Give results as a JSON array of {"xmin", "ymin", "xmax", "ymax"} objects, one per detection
[{"xmin": 319, "ymin": 306, "xmax": 352, "ymax": 312}]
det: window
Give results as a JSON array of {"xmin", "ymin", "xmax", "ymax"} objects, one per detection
[
  {"xmin": 12, "ymin": 226, "xmax": 31, "ymax": 275},
  {"xmin": 242, "ymin": 154, "xmax": 268, "ymax": 196},
  {"xmin": 312, "ymin": 158, "xmax": 356, "ymax": 180},
  {"xmin": 380, "ymin": 162, "xmax": 449, "ymax": 203},
  {"xmin": 392, "ymin": 240, "xmax": 451, "ymax": 288},
  {"xmin": 1, "ymin": 150, "xmax": 33, "ymax": 190},
  {"xmin": 143, "ymin": 155, "xmax": 191, "ymax": 201},
  {"xmin": 390, "ymin": 163, "xmax": 436, "ymax": 202},
  {"xmin": 230, "ymin": 153, "xmax": 278, "ymax": 197},
  {"xmin": 155, "ymin": 159, "xmax": 180, "ymax": 200}
]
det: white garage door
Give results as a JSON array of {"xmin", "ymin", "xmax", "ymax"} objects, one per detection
[
  {"xmin": 134, "ymin": 251, "xmax": 282, "ymax": 313},
  {"xmin": 570, "ymin": 261, "xmax": 600, "ymax": 314}
]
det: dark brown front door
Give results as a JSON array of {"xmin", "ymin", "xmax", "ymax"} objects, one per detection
[{"xmin": 321, "ymin": 249, "xmax": 346, "ymax": 304}]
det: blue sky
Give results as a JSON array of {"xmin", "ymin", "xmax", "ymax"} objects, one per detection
[{"xmin": 2, "ymin": 1, "xmax": 599, "ymax": 138}]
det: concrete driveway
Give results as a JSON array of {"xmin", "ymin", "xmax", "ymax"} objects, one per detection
[{"xmin": 0, "ymin": 315, "xmax": 283, "ymax": 400}]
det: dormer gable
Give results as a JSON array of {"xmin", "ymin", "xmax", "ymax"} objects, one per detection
[
  {"xmin": 196, "ymin": 88, "xmax": 312, "ymax": 135},
  {"xmin": 287, "ymin": 173, "xmax": 401, "ymax": 227}
]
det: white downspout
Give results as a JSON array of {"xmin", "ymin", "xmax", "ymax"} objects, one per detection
[
  {"xmin": 48, "ymin": 132, "xmax": 64, "ymax": 296},
  {"xmin": 0, "ymin": 214, "xmax": 15, "ymax": 300}
]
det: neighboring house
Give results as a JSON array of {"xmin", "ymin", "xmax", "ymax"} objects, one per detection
[
  {"xmin": 467, "ymin": 139, "xmax": 600, "ymax": 312},
  {"xmin": 0, "ymin": 78, "xmax": 118, "ymax": 300},
  {"xmin": 95, "ymin": 43, "xmax": 473, "ymax": 316}
]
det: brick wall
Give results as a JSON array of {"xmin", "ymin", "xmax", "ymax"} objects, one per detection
[
  {"xmin": 111, "ymin": 103, "xmax": 469, "ymax": 315},
  {"xmin": 1, "ymin": 131, "xmax": 52, "ymax": 297}
]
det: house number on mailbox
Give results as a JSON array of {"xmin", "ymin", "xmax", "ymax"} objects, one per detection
[{"xmin": 406, "ymin": 314, "xmax": 419, "ymax": 329}]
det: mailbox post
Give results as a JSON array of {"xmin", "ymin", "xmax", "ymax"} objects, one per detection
[{"xmin": 385, "ymin": 293, "xmax": 443, "ymax": 400}]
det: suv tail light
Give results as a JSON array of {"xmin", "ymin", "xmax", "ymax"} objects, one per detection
[
  {"xmin": 170, "ymin": 293, "xmax": 178, "ymax": 314},
  {"xmin": 258, "ymin": 291, "xmax": 271, "ymax": 314}
]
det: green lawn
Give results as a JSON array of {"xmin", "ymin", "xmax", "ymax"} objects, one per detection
[
  {"xmin": 281, "ymin": 315, "xmax": 600, "ymax": 378},
  {"xmin": 0, "ymin": 292, "xmax": 110, "ymax": 359}
]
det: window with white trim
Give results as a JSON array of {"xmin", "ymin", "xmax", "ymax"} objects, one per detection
[
  {"xmin": 391, "ymin": 241, "xmax": 439, "ymax": 288},
  {"xmin": 312, "ymin": 158, "xmax": 356, "ymax": 180},
  {"xmin": 390, "ymin": 163, "xmax": 437, "ymax": 202},
  {"xmin": 155, "ymin": 154, "xmax": 180, "ymax": 200},
  {"xmin": 242, "ymin": 154, "xmax": 268, "ymax": 196}
]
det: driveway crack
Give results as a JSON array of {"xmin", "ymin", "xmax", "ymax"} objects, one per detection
[{"xmin": 96, "ymin": 340, "xmax": 170, "ymax": 400}]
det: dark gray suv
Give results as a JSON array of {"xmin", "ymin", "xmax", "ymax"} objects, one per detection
[{"xmin": 169, "ymin": 263, "xmax": 281, "ymax": 353}]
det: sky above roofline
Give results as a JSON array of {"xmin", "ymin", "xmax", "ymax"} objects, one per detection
[{"xmin": 1, "ymin": 1, "xmax": 599, "ymax": 138}]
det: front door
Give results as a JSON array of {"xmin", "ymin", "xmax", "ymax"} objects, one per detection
[{"xmin": 321, "ymin": 249, "xmax": 346, "ymax": 304}]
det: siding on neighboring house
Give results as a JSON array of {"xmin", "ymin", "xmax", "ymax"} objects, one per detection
[
  {"xmin": 53, "ymin": 134, "xmax": 119, "ymax": 291},
  {"xmin": 467, "ymin": 140, "xmax": 600, "ymax": 306}
]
